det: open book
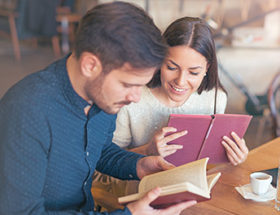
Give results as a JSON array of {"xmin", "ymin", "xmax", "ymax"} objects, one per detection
[
  {"xmin": 118, "ymin": 158, "xmax": 221, "ymax": 208},
  {"xmin": 165, "ymin": 114, "xmax": 252, "ymax": 166}
]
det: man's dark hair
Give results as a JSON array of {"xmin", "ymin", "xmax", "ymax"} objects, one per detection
[
  {"xmin": 74, "ymin": 1, "xmax": 167, "ymax": 73},
  {"xmin": 148, "ymin": 17, "xmax": 225, "ymax": 94}
]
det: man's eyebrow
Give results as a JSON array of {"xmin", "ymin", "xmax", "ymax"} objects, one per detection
[{"xmin": 122, "ymin": 82, "xmax": 144, "ymax": 87}]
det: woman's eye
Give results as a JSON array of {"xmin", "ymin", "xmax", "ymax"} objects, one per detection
[
  {"xmin": 167, "ymin": 65, "xmax": 177, "ymax": 71},
  {"xmin": 190, "ymin": 71, "xmax": 199, "ymax": 76}
]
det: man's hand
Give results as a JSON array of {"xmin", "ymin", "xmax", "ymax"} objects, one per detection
[
  {"xmin": 127, "ymin": 187, "xmax": 197, "ymax": 215},
  {"xmin": 136, "ymin": 156, "xmax": 174, "ymax": 179}
]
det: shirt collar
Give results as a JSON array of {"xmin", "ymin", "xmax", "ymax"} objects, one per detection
[
  {"xmin": 55, "ymin": 54, "xmax": 102, "ymax": 118},
  {"xmin": 55, "ymin": 54, "xmax": 91, "ymax": 114}
]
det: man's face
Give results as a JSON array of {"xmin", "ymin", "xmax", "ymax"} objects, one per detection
[{"xmin": 85, "ymin": 63, "xmax": 156, "ymax": 114}]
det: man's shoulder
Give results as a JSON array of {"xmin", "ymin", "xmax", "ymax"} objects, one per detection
[{"xmin": 1, "ymin": 63, "xmax": 62, "ymax": 110}]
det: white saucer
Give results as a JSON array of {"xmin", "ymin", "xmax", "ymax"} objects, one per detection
[{"xmin": 235, "ymin": 184, "xmax": 276, "ymax": 202}]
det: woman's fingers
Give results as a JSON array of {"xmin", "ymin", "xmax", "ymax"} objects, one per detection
[
  {"xmin": 163, "ymin": 130, "xmax": 188, "ymax": 143},
  {"xmin": 222, "ymin": 132, "xmax": 248, "ymax": 165},
  {"xmin": 155, "ymin": 127, "xmax": 187, "ymax": 157},
  {"xmin": 231, "ymin": 132, "xmax": 248, "ymax": 154},
  {"xmin": 221, "ymin": 141, "xmax": 239, "ymax": 165},
  {"xmin": 158, "ymin": 145, "xmax": 183, "ymax": 157}
]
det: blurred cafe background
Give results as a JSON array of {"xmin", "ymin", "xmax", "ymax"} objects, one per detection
[{"xmin": 0, "ymin": 0, "xmax": 280, "ymax": 150}]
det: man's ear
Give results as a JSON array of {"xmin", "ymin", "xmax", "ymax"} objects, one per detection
[{"xmin": 79, "ymin": 52, "xmax": 102, "ymax": 78}]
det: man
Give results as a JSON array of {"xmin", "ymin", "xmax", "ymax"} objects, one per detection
[{"xmin": 0, "ymin": 2, "xmax": 196, "ymax": 215}]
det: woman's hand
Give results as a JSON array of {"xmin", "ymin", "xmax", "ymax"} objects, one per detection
[
  {"xmin": 221, "ymin": 132, "xmax": 248, "ymax": 166},
  {"xmin": 146, "ymin": 127, "xmax": 187, "ymax": 157}
]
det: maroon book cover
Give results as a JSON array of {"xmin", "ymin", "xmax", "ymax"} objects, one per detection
[
  {"xmin": 165, "ymin": 114, "xmax": 252, "ymax": 166},
  {"xmin": 119, "ymin": 190, "xmax": 210, "ymax": 209},
  {"xmin": 150, "ymin": 190, "xmax": 209, "ymax": 209}
]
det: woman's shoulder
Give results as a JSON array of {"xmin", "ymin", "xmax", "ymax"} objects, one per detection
[
  {"xmin": 198, "ymin": 88, "xmax": 227, "ymax": 100},
  {"xmin": 184, "ymin": 88, "xmax": 227, "ymax": 114}
]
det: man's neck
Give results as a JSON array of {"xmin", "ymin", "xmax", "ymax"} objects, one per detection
[
  {"xmin": 66, "ymin": 54, "xmax": 93, "ymax": 114},
  {"xmin": 67, "ymin": 54, "xmax": 87, "ymax": 101}
]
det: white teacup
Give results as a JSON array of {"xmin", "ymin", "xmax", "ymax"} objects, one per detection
[{"xmin": 250, "ymin": 172, "xmax": 272, "ymax": 195}]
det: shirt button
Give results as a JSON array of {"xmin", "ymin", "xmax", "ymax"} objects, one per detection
[
  {"xmin": 129, "ymin": 174, "xmax": 133, "ymax": 178},
  {"xmin": 84, "ymin": 181, "xmax": 87, "ymax": 186},
  {"xmin": 86, "ymin": 152, "xmax": 89, "ymax": 156}
]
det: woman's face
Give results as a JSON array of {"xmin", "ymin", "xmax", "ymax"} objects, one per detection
[{"xmin": 159, "ymin": 45, "xmax": 208, "ymax": 107}]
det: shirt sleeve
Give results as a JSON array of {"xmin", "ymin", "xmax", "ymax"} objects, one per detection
[
  {"xmin": 0, "ymin": 96, "xmax": 132, "ymax": 215},
  {"xmin": 96, "ymin": 116, "xmax": 145, "ymax": 180},
  {"xmin": 112, "ymin": 107, "xmax": 133, "ymax": 148}
]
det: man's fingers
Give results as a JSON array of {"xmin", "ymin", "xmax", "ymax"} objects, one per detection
[
  {"xmin": 140, "ymin": 187, "xmax": 161, "ymax": 205},
  {"xmin": 158, "ymin": 157, "xmax": 175, "ymax": 170}
]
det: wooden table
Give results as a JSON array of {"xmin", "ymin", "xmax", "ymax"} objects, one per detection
[{"xmin": 182, "ymin": 137, "xmax": 280, "ymax": 215}]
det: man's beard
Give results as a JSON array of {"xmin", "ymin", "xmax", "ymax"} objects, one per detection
[{"xmin": 84, "ymin": 73, "xmax": 130, "ymax": 114}]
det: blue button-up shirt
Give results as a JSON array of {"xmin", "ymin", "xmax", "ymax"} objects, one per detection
[{"xmin": 0, "ymin": 55, "xmax": 143, "ymax": 214}]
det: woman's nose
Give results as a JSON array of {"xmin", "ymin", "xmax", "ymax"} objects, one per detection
[{"xmin": 175, "ymin": 71, "xmax": 188, "ymax": 86}]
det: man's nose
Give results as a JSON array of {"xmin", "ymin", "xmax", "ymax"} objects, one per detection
[{"xmin": 126, "ymin": 87, "xmax": 142, "ymax": 103}]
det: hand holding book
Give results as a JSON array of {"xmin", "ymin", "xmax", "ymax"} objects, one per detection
[
  {"xmin": 127, "ymin": 187, "xmax": 197, "ymax": 214},
  {"xmin": 145, "ymin": 127, "xmax": 187, "ymax": 157},
  {"xmin": 119, "ymin": 158, "xmax": 221, "ymax": 209},
  {"xmin": 221, "ymin": 131, "xmax": 249, "ymax": 165},
  {"xmin": 142, "ymin": 114, "xmax": 251, "ymax": 166},
  {"xmin": 165, "ymin": 114, "xmax": 252, "ymax": 166}
]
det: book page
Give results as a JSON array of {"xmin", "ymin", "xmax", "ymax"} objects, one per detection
[
  {"xmin": 207, "ymin": 172, "xmax": 221, "ymax": 192},
  {"xmin": 139, "ymin": 158, "xmax": 209, "ymax": 194},
  {"xmin": 160, "ymin": 182, "xmax": 209, "ymax": 198},
  {"xmin": 118, "ymin": 192, "xmax": 144, "ymax": 204}
]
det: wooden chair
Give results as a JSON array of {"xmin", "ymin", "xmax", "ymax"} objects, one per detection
[
  {"xmin": 55, "ymin": 12, "xmax": 81, "ymax": 56},
  {"xmin": 0, "ymin": 0, "xmax": 78, "ymax": 60},
  {"xmin": 267, "ymin": 71, "xmax": 280, "ymax": 137},
  {"xmin": 91, "ymin": 186, "xmax": 124, "ymax": 212},
  {"xmin": 0, "ymin": 0, "xmax": 24, "ymax": 61}
]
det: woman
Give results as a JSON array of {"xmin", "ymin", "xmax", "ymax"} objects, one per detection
[
  {"xmin": 93, "ymin": 17, "xmax": 248, "ymax": 200},
  {"xmin": 113, "ymin": 17, "xmax": 248, "ymax": 165}
]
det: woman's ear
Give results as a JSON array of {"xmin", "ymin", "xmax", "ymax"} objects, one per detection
[{"xmin": 79, "ymin": 52, "xmax": 102, "ymax": 78}]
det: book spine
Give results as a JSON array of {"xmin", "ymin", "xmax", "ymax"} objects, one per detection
[{"xmin": 196, "ymin": 117, "xmax": 215, "ymax": 160}]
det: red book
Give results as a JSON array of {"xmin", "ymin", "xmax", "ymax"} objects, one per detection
[
  {"xmin": 118, "ymin": 158, "xmax": 221, "ymax": 208},
  {"xmin": 165, "ymin": 114, "xmax": 252, "ymax": 166}
]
